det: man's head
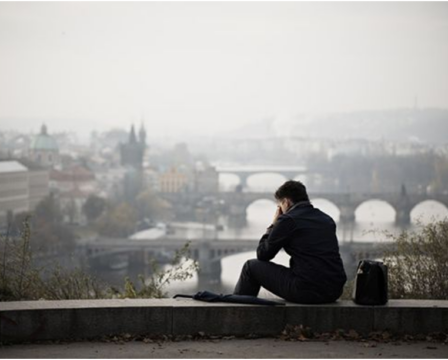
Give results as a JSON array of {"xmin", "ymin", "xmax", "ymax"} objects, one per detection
[{"xmin": 274, "ymin": 180, "xmax": 309, "ymax": 213}]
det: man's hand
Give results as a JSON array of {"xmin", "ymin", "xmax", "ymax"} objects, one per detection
[{"xmin": 272, "ymin": 206, "xmax": 283, "ymax": 225}]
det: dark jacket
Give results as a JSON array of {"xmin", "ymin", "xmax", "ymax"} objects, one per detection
[{"xmin": 257, "ymin": 201, "xmax": 347, "ymax": 296}]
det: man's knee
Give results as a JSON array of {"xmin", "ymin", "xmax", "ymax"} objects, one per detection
[{"xmin": 242, "ymin": 258, "xmax": 263, "ymax": 276}]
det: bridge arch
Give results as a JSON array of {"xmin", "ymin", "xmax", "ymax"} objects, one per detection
[
  {"xmin": 218, "ymin": 173, "xmax": 241, "ymax": 191},
  {"xmin": 246, "ymin": 198, "xmax": 277, "ymax": 227},
  {"xmin": 410, "ymin": 200, "xmax": 448, "ymax": 224},
  {"xmin": 218, "ymin": 171, "xmax": 291, "ymax": 192},
  {"xmin": 310, "ymin": 198, "xmax": 341, "ymax": 222},
  {"xmin": 354, "ymin": 199, "xmax": 397, "ymax": 223},
  {"xmin": 221, "ymin": 251, "xmax": 254, "ymax": 287}
]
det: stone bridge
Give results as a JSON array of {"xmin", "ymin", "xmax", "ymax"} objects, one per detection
[
  {"xmin": 215, "ymin": 165, "xmax": 315, "ymax": 188},
  {"xmin": 83, "ymin": 237, "xmax": 393, "ymax": 281},
  {"xmin": 161, "ymin": 190, "xmax": 448, "ymax": 227}
]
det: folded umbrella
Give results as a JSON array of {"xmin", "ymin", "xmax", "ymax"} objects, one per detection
[{"xmin": 174, "ymin": 290, "xmax": 285, "ymax": 306}]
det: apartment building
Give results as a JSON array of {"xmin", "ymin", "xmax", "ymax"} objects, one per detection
[{"xmin": 0, "ymin": 161, "xmax": 29, "ymax": 226}]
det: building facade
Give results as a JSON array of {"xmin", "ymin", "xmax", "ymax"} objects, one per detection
[
  {"xmin": 159, "ymin": 167, "xmax": 189, "ymax": 193},
  {"xmin": 193, "ymin": 164, "xmax": 219, "ymax": 194},
  {"xmin": 0, "ymin": 161, "xmax": 29, "ymax": 226},
  {"xmin": 17, "ymin": 159, "xmax": 50, "ymax": 210}
]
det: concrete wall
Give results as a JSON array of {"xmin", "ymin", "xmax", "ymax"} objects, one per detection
[{"xmin": 1, "ymin": 299, "xmax": 447, "ymax": 343}]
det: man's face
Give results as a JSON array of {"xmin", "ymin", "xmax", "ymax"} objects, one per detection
[{"xmin": 278, "ymin": 198, "xmax": 292, "ymax": 214}]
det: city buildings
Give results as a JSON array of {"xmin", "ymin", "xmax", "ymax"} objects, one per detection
[
  {"xmin": 159, "ymin": 166, "xmax": 189, "ymax": 193},
  {"xmin": 0, "ymin": 159, "xmax": 49, "ymax": 227},
  {"xmin": 0, "ymin": 161, "xmax": 29, "ymax": 226},
  {"xmin": 17, "ymin": 159, "xmax": 50, "ymax": 210}
]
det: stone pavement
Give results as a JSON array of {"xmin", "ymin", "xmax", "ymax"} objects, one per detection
[{"xmin": 1, "ymin": 338, "xmax": 447, "ymax": 359}]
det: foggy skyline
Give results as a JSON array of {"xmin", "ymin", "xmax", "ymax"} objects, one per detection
[{"xmin": 1, "ymin": 2, "xmax": 448, "ymax": 139}]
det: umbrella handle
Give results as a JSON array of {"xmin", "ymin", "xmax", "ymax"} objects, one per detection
[{"xmin": 173, "ymin": 294, "xmax": 193, "ymax": 299}]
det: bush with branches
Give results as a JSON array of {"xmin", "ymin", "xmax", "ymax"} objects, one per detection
[
  {"xmin": 1, "ymin": 217, "xmax": 198, "ymax": 301},
  {"xmin": 339, "ymin": 219, "xmax": 448, "ymax": 301},
  {"xmin": 382, "ymin": 219, "xmax": 448, "ymax": 299}
]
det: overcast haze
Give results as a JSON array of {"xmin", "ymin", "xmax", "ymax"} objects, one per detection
[{"xmin": 1, "ymin": 1, "xmax": 448, "ymax": 139}]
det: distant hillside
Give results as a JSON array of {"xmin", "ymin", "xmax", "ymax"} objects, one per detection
[
  {"xmin": 290, "ymin": 108, "xmax": 448, "ymax": 144},
  {"xmin": 224, "ymin": 108, "xmax": 448, "ymax": 144}
]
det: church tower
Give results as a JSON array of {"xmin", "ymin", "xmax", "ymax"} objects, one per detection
[
  {"xmin": 139, "ymin": 122, "xmax": 146, "ymax": 146},
  {"xmin": 129, "ymin": 124, "xmax": 137, "ymax": 144},
  {"xmin": 120, "ymin": 124, "xmax": 146, "ymax": 169},
  {"xmin": 29, "ymin": 124, "xmax": 60, "ymax": 168}
]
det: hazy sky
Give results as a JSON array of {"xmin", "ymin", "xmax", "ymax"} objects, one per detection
[{"xmin": 1, "ymin": 1, "xmax": 448, "ymax": 138}]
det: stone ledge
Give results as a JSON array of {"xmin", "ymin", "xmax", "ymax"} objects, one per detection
[{"xmin": 1, "ymin": 300, "xmax": 447, "ymax": 343}]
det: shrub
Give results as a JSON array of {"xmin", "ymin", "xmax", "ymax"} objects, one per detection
[
  {"xmin": 382, "ymin": 219, "xmax": 448, "ymax": 299},
  {"xmin": 1, "ymin": 217, "xmax": 198, "ymax": 301},
  {"xmin": 0, "ymin": 216, "xmax": 106, "ymax": 301},
  {"xmin": 0, "ymin": 217, "xmax": 41, "ymax": 300},
  {"xmin": 112, "ymin": 243, "xmax": 199, "ymax": 299}
]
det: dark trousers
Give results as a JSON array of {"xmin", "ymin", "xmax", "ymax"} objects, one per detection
[{"xmin": 233, "ymin": 259, "xmax": 341, "ymax": 304}]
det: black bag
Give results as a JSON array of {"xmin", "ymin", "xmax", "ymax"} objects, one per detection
[{"xmin": 352, "ymin": 260, "xmax": 388, "ymax": 305}]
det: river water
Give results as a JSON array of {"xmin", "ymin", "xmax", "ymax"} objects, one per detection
[{"xmin": 93, "ymin": 174, "xmax": 448, "ymax": 297}]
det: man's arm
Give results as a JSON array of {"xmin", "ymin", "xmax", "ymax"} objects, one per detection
[{"xmin": 257, "ymin": 214, "xmax": 296, "ymax": 261}]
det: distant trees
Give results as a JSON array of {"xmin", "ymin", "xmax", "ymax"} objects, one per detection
[
  {"xmin": 136, "ymin": 189, "xmax": 172, "ymax": 222},
  {"xmin": 82, "ymin": 195, "xmax": 107, "ymax": 223},
  {"xmin": 11, "ymin": 194, "xmax": 76, "ymax": 254},
  {"xmin": 311, "ymin": 153, "xmax": 448, "ymax": 193},
  {"xmin": 95, "ymin": 202, "xmax": 137, "ymax": 238},
  {"xmin": 8, "ymin": 189, "xmax": 173, "ymax": 244},
  {"xmin": 94, "ymin": 188, "xmax": 172, "ymax": 238},
  {"xmin": 13, "ymin": 185, "xmax": 173, "ymax": 242},
  {"xmin": 32, "ymin": 194, "xmax": 76, "ymax": 252}
]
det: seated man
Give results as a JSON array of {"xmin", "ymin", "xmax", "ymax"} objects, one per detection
[{"xmin": 234, "ymin": 180, "xmax": 347, "ymax": 304}]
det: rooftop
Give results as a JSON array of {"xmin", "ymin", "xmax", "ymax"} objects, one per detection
[{"xmin": 0, "ymin": 160, "xmax": 28, "ymax": 174}]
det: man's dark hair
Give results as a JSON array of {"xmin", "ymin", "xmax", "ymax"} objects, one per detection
[{"xmin": 274, "ymin": 180, "xmax": 309, "ymax": 204}]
